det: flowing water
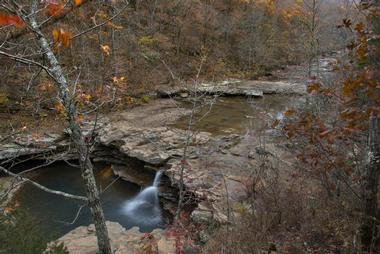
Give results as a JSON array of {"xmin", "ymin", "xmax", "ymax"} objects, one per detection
[
  {"xmin": 15, "ymin": 162, "xmax": 163, "ymax": 240},
  {"xmin": 14, "ymin": 96, "xmax": 301, "ymax": 240},
  {"xmin": 121, "ymin": 171, "xmax": 163, "ymax": 228}
]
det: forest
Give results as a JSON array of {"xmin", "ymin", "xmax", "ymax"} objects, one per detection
[{"xmin": 0, "ymin": 0, "xmax": 379, "ymax": 253}]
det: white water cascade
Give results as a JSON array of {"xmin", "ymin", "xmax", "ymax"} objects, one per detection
[{"xmin": 121, "ymin": 171, "xmax": 163, "ymax": 228}]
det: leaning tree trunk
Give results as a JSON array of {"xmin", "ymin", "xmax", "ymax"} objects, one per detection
[
  {"xmin": 361, "ymin": 116, "xmax": 380, "ymax": 252},
  {"xmin": 23, "ymin": 2, "xmax": 112, "ymax": 254}
]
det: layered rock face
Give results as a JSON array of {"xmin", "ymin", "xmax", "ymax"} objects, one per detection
[{"xmin": 156, "ymin": 79, "xmax": 306, "ymax": 98}]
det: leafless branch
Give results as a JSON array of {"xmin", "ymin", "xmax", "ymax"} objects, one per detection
[
  {"xmin": 0, "ymin": 166, "xmax": 88, "ymax": 201},
  {"xmin": 55, "ymin": 204, "xmax": 87, "ymax": 225},
  {"xmin": 72, "ymin": 3, "xmax": 131, "ymax": 40}
]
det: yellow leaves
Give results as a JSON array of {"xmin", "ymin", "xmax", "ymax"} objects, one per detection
[
  {"xmin": 112, "ymin": 76, "xmax": 127, "ymax": 88},
  {"xmin": 107, "ymin": 21, "xmax": 123, "ymax": 30},
  {"xmin": 55, "ymin": 102, "xmax": 65, "ymax": 115},
  {"xmin": 112, "ymin": 76, "xmax": 125, "ymax": 84},
  {"xmin": 52, "ymin": 28, "xmax": 72, "ymax": 48},
  {"xmin": 124, "ymin": 95, "xmax": 135, "ymax": 105},
  {"xmin": 52, "ymin": 29, "xmax": 59, "ymax": 41},
  {"xmin": 0, "ymin": 91, "xmax": 9, "ymax": 105},
  {"xmin": 79, "ymin": 93, "xmax": 92, "ymax": 104},
  {"xmin": 96, "ymin": 11, "xmax": 109, "ymax": 19},
  {"xmin": 100, "ymin": 44, "xmax": 111, "ymax": 56},
  {"xmin": 255, "ymin": 0, "xmax": 276, "ymax": 14},
  {"xmin": 138, "ymin": 36, "xmax": 156, "ymax": 47}
]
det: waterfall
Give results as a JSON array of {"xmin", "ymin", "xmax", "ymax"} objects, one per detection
[
  {"xmin": 153, "ymin": 170, "xmax": 162, "ymax": 187},
  {"xmin": 121, "ymin": 171, "xmax": 163, "ymax": 227}
]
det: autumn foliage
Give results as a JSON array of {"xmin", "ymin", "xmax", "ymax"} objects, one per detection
[
  {"xmin": 0, "ymin": 12, "xmax": 25, "ymax": 28},
  {"xmin": 45, "ymin": 0, "xmax": 83, "ymax": 17},
  {"xmin": 52, "ymin": 28, "xmax": 72, "ymax": 48},
  {"xmin": 282, "ymin": 16, "xmax": 380, "ymax": 193}
]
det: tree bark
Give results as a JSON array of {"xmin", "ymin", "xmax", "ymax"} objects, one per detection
[
  {"xmin": 361, "ymin": 116, "xmax": 380, "ymax": 252},
  {"xmin": 21, "ymin": 2, "xmax": 112, "ymax": 253}
]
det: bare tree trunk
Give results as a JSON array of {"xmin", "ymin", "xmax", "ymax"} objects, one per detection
[
  {"xmin": 361, "ymin": 116, "xmax": 380, "ymax": 252},
  {"xmin": 22, "ymin": 2, "xmax": 112, "ymax": 253}
]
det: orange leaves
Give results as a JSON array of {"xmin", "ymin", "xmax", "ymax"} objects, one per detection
[
  {"xmin": 342, "ymin": 77, "xmax": 359, "ymax": 98},
  {"xmin": 307, "ymin": 82, "xmax": 321, "ymax": 94},
  {"xmin": 107, "ymin": 21, "xmax": 123, "ymax": 30},
  {"xmin": 45, "ymin": 0, "xmax": 84, "ymax": 17},
  {"xmin": 52, "ymin": 28, "xmax": 72, "ymax": 48},
  {"xmin": 46, "ymin": 3, "xmax": 65, "ymax": 17},
  {"xmin": 0, "ymin": 12, "xmax": 25, "ymax": 28},
  {"xmin": 354, "ymin": 22, "xmax": 365, "ymax": 35},
  {"xmin": 284, "ymin": 108, "xmax": 296, "ymax": 117},
  {"xmin": 340, "ymin": 108, "xmax": 368, "ymax": 131},
  {"xmin": 307, "ymin": 82, "xmax": 334, "ymax": 97},
  {"xmin": 342, "ymin": 69, "xmax": 379, "ymax": 102},
  {"xmin": 74, "ymin": 0, "xmax": 83, "ymax": 6}
]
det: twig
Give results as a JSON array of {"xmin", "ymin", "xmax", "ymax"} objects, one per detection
[
  {"xmin": 72, "ymin": 3, "xmax": 130, "ymax": 40},
  {"xmin": 55, "ymin": 204, "xmax": 87, "ymax": 225},
  {"xmin": 0, "ymin": 166, "xmax": 88, "ymax": 201}
]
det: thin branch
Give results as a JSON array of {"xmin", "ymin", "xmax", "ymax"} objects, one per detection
[
  {"xmin": 0, "ymin": 50, "xmax": 58, "ymax": 82},
  {"xmin": 72, "ymin": 3, "xmax": 130, "ymax": 40},
  {"xmin": 100, "ymin": 176, "xmax": 120, "ymax": 195},
  {"xmin": 55, "ymin": 204, "xmax": 87, "ymax": 225},
  {"xmin": 0, "ymin": 166, "xmax": 88, "ymax": 201}
]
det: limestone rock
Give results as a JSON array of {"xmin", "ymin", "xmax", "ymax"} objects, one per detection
[
  {"xmin": 54, "ymin": 221, "xmax": 176, "ymax": 254},
  {"xmin": 98, "ymin": 125, "xmax": 210, "ymax": 165},
  {"xmin": 156, "ymin": 79, "xmax": 306, "ymax": 98}
]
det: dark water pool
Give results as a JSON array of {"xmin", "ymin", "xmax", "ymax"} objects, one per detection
[{"xmin": 14, "ymin": 162, "xmax": 161, "ymax": 239}]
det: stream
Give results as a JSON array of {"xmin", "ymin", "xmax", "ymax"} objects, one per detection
[
  {"xmin": 13, "ymin": 95, "xmax": 301, "ymax": 240},
  {"xmin": 173, "ymin": 95, "xmax": 302, "ymax": 135},
  {"xmin": 14, "ymin": 162, "xmax": 163, "ymax": 240}
]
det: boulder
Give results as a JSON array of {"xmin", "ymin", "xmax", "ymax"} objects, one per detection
[{"xmin": 53, "ymin": 221, "xmax": 176, "ymax": 254}]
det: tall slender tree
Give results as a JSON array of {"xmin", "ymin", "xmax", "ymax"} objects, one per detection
[{"xmin": 0, "ymin": 1, "xmax": 132, "ymax": 253}]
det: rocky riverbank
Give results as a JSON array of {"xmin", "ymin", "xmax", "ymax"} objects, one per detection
[
  {"xmin": 51, "ymin": 221, "xmax": 177, "ymax": 254},
  {"xmin": 1, "ymin": 56, "xmax": 338, "ymax": 253}
]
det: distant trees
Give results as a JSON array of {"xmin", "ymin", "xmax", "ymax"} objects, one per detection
[
  {"xmin": 0, "ymin": 0, "xmax": 354, "ymax": 107},
  {"xmin": 360, "ymin": 1, "xmax": 380, "ymax": 251},
  {"xmin": 301, "ymin": 0, "xmax": 321, "ymax": 77}
]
